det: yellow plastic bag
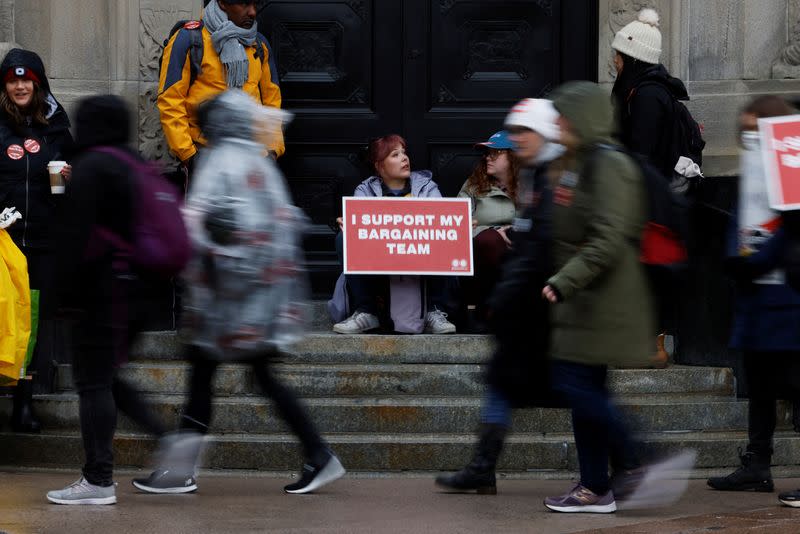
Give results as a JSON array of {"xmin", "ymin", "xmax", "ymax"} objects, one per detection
[{"xmin": 0, "ymin": 229, "xmax": 31, "ymax": 386}]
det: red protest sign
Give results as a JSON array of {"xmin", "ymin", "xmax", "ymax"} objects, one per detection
[
  {"xmin": 343, "ymin": 197, "xmax": 473, "ymax": 275},
  {"xmin": 760, "ymin": 115, "xmax": 800, "ymax": 210}
]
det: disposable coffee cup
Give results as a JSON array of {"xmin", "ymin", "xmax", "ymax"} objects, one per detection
[{"xmin": 48, "ymin": 161, "xmax": 67, "ymax": 194}]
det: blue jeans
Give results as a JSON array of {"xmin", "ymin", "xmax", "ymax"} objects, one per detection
[
  {"xmin": 480, "ymin": 386, "xmax": 512, "ymax": 427},
  {"xmin": 550, "ymin": 360, "xmax": 639, "ymax": 495}
]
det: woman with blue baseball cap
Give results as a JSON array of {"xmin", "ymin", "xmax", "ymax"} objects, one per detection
[{"xmin": 457, "ymin": 130, "xmax": 521, "ymax": 329}]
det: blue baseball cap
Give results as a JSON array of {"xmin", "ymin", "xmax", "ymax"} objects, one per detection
[{"xmin": 474, "ymin": 130, "xmax": 514, "ymax": 150}]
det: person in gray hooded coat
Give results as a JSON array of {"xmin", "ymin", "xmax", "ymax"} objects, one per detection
[{"xmin": 132, "ymin": 90, "xmax": 345, "ymax": 496}]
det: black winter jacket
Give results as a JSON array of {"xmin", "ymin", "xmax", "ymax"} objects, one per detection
[
  {"xmin": 0, "ymin": 104, "xmax": 73, "ymax": 249},
  {"xmin": 55, "ymin": 95, "xmax": 136, "ymax": 313},
  {"xmin": 617, "ymin": 63, "xmax": 689, "ymax": 180},
  {"xmin": 485, "ymin": 164, "xmax": 562, "ymax": 408}
]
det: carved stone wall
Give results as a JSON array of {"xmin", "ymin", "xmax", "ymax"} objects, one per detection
[
  {"xmin": 599, "ymin": 0, "xmax": 797, "ymax": 176},
  {"xmin": 138, "ymin": 1, "xmax": 198, "ymax": 162},
  {"xmin": 773, "ymin": 0, "xmax": 800, "ymax": 78},
  {"xmin": 0, "ymin": 0, "xmax": 15, "ymax": 42},
  {"xmin": 598, "ymin": 0, "xmax": 678, "ymax": 84}
]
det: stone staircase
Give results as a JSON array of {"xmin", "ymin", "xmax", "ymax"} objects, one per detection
[{"xmin": 2, "ymin": 309, "xmax": 800, "ymax": 477}]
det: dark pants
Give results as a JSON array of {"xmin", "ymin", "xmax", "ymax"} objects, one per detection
[
  {"xmin": 72, "ymin": 330, "xmax": 167, "ymax": 486},
  {"xmin": 462, "ymin": 229, "xmax": 509, "ymax": 315},
  {"xmin": 744, "ymin": 350, "xmax": 800, "ymax": 457},
  {"xmin": 334, "ymin": 231, "xmax": 454, "ymax": 317},
  {"xmin": 179, "ymin": 346, "xmax": 328, "ymax": 465},
  {"xmin": 550, "ymin": 361, "xmax": 639, "ymax": 495},
  {"xmin": 21, "ymin": 246, "xmax": 65, "ymax": 392},
  {"xmin": 71, "ymin": 275, "xmax": 167, "ymax": 487}
]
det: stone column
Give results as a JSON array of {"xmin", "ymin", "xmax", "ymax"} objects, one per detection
[
  {"xmin": 773, "ymin": 0, "xmax": 800, "ymax": 78},
  {"xmin": 0, "ymin": 0, "xmax": 19, "ymax": 60},
  {"xmin": 138, "ymin": 0, "xmax": 201, "ymax": 162}
]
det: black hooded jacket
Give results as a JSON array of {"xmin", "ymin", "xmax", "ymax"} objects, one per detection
[
  {"xmin": 613, "ymin": 63, "xmax": 690, "ymax": 179},
  {"xmin": 0, "ymin": 48, "xmax": 73, "ymax": 249},
  {"xmin": 56, "ymin": 95, "xmax": 138, "ymax": 311}
]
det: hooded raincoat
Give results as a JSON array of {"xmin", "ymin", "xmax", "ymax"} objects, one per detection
[
  {"xmin": 181, "ymin": 90, "xmax": 309, "ymax": 360},
  {"xmin": 548, "ymin": 81, "xmax": 655, "ymax": 368}
]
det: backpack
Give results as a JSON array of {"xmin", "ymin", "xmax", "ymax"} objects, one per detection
[
  {"xmin": 158, "ymin": 20, "xmax": 269, "ymax": 87},
  {"xmin": 633, "ymin": 81, "xmax": 706, "ymax": 172},
  {"xmin": 588, "ymin": 145, "xmax": 688, "ymax": 302},
  {"xmin": 88, "ymin": 147, "xmax": 191, "ymax": 278}
]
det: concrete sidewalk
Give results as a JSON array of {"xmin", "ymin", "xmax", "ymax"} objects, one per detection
[{"xmin": 1, "ymin": 470, "xmax": 799, "ymax": 533}]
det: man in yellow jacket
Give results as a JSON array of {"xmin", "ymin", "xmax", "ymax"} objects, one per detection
[{"xmin": 158, "ymin": 0, "xmax": 284, "ymax": 174}]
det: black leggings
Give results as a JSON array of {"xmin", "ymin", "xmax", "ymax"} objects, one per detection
[{"xmin": 179, "ymin": 347, "xmax": 328, "ymax": 464}]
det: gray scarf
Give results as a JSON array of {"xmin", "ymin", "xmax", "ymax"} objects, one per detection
[{"xmin": 204, "ymin": 0, "xmax": 258, "ymax": 88}]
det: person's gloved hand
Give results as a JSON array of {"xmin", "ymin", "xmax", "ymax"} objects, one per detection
[{"xmin": 0, "ymin": 207, "xmax": 22, "ymax": 229}]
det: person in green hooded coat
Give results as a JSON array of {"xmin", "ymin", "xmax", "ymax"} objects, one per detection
[{"xmin": 541, "ymin": 81, "xmax": 657, "ymax": 513}]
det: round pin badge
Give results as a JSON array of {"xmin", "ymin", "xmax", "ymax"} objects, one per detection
[
  {"xmin": 24, "ymin": 139, "xmax": 41, "ymax": 154},
  {"xmin": 184, "ymin": 21, "xmax": 201, "ymax": 30},
  {"xmin": 7, "ymin": 144, "xmax": 24, "ymax": 160}
]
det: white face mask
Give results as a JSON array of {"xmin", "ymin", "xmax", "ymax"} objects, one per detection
[{"xmin": 740, "ymin": 130, "xmax": 761, "ymax": 151}]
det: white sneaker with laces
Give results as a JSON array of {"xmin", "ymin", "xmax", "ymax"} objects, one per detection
[
  {"xmin": 333, "ymin": 311, "xmax": 380, "ymax": 334},
  {"xmin": 46, "ymin": 476, "xmax": 117, "ymax": 505},
  {"xmin": 425, "ymin": 308, "xmax": 456, "ymax": 334}
]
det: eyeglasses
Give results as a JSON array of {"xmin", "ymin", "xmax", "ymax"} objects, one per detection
[{"xmin": 484, "ymin": 149, "xmax": 507, "ymax": 160}]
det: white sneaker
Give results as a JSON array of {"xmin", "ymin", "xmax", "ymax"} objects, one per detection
[
  {"xmin": 47, "ymin": 476, "xmax": 117, "ymax": 505},
  {"xmin": 425, "ymin": 308, "xmax": 456, "ymax": 334},
  {"xmin": 333, "ymin": 312, "xmax": 379, "ymax": 334},
  {"xmin": 284, "ymin": 451, "xmax": 346, "ymax": 494}
]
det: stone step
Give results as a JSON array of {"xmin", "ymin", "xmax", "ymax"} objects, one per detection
[
  {"xmin": 54, "ymin": 363, "xmax": 736, "ymax": 398},
  {"xmin": 3, "ymin": 430, "xmax": 800, "ymax": 473},
  {"xmin": 4, "ymin": 394, "xmax": 790, "ymax": 434},
  {"xmin": 132, "ymin": 332, "xmax": 495, "ymax": 363}
]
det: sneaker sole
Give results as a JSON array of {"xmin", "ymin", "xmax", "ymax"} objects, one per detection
[
  {"xmin": 707, "ymin": 481, "xmax": 774, "ymax": 492},
  {"xmin": 424, "ymin": 327, "xmax": 457, "ymax": 334},
  {"xmin": 779, "ymin": 498, "xmax": 800, "ymax": 507},
  {"xmin": 544, "ymin": 502, "xmax": 617, "ymax": 513},
  {"xmin": 47, "ymin": 495, "xmax": 117, "ymax": 505},
  {"xmin": 132, "ymin": 480, "xmax": 198, "ymax": 494},
  {"xmin": 285, "ymin": 456, "xmax": 346, "ymax": 494},
  {"xmin": 332, "ymin": 325, "xmax": 379, "ymax": 334}
]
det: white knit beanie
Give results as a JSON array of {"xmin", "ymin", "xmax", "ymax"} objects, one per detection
[
  {"xmin": 504, "ymin": 98, "xmax": 560, "ymax": 142},
  {"xmin": 611, "ymin": 8, "xmax": 662, "ymax": 64}
]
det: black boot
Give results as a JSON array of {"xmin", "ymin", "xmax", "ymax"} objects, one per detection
[
  {"xmin": 435, "ymin": 423, "xmax": 506, "ymax": 494},
  {"xmin": 707, "ymin": 449, "xmax": 773, "ymax": 492},
  {"xmin": 11, "ymin": 379, "xmax": 42, "ymax": 433}
]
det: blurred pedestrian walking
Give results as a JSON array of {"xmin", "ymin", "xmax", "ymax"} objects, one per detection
[
  {"xmin": 707, "ymin": 96, "xmax": 800, "ymax": 502},
  {"xmin": 435, "ymin": 99, "xmax": 564, "ymax": 494},
  {"xmin": 133, "ymin": 90, "xmax": 345, "ymax": 496},
  {"xmin": 46, "ymin": 95, "xmax": 176, "ymax": 505},
  {"xmin": 541, "ymin": 81, "xmax": 693, "ymax": 514}
]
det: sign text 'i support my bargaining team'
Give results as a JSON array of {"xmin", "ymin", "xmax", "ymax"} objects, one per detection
[{"xmin": 342, "ymin": 197, "xmax": 474, "ymax": 275}]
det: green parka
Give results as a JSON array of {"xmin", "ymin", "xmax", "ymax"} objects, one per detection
[{"xmin": 547, "ymin": 81, "xmax": 655, "ymax": 368}]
